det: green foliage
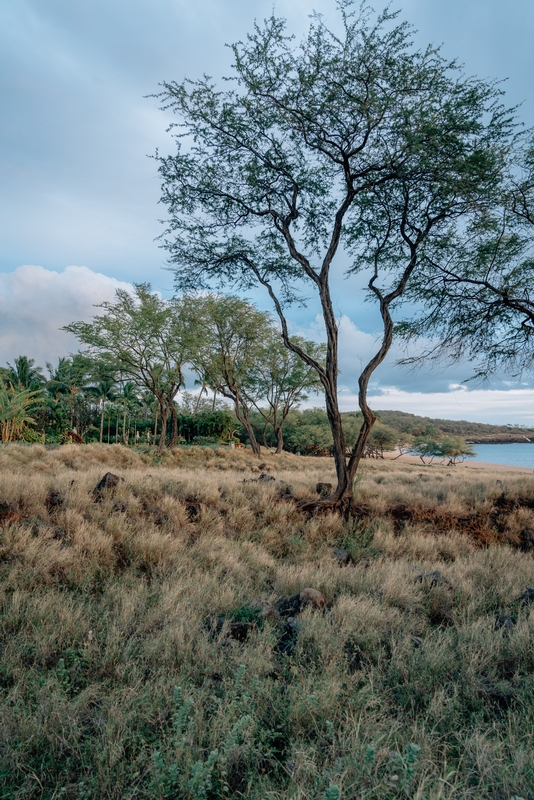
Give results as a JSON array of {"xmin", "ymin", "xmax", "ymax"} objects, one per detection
[
  {"xmin": 0, "ymin": 380, "xmax": 42, "ymax": 442},
  {"xmin": 410, "ymin": 436, "xmax": 475, "ymax": 464}
]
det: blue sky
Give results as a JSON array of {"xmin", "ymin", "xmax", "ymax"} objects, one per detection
[{"xmin": 1, "ymin": 0, "xmax": 534, "ymax": 423}]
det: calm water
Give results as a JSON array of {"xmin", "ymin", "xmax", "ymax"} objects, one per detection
[{"xmin": 469, "ymin": 443, "xmax": 534, "ymax": 468}]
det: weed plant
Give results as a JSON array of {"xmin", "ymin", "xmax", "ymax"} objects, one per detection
[{"xmin": 0, "ymin": 445, "xmax": 534, "ymax": 798}]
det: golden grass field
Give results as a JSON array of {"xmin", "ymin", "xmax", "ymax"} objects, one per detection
[{"xmin": 2, "ymin": 444, "xmax": 534, "ymax": 799}]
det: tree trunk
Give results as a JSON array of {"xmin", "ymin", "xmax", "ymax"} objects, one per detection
[
  {"xmin": 100, "ymin": 404, "xmax": 104, "ymax": 444},
  {"xmin": 194, "ymin": 386, "xmax": 205, "ymax": 415},
  {"xmin": 168, "ymin": 403, "xmax": 179, "ymax": 448},
  {"xmin": 275, "ymin": 425, "xmax": 284, "ymax": 454},
  {"xmin": 233, "ymin": 400, "xmax": 261, "ymax": 456},
  {"xmin": 123, "ymin": 401, "xmax": 128, "ymax": 445},
  {"xmin": 153, "ymin": 407, "xmax": 158, "ymax": 443},
  {"xmin": 158, "ymin": 406, "xmax": 168, "ymax": 452}
]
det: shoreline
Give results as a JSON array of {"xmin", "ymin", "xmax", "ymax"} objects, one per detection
[{"xmin": 382, "ymin": 450, "xmax": 534, "ymax": 473}]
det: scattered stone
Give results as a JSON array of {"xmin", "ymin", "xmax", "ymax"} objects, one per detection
[
  {"xmin": 242, "ymin": 473, "xmax": 275, "ymax": 484},
  {"xmin": 258, "ymin": 463, "xmax": 268, "ymax": 471},
  {"xmin": 428, "ymin": 589, "xmax": 454, "ymax": 626},
  {"xmin": 45, "ymin": 489, "xmax": 64, "ymax": 513},
  {"xmin": 494, "ymin": 615, "xmax": 515, "ymax": 632},
  {"xmin": 215, "ymin": 616, "xmax": 255, "ymax": 642},
  {"xmin": 299, "ymin": 587, "xmax": 326, "ymax": 610},
  {"xmin": 0, "ymin": 502, "xmax": 21, "ymax": 525},
  {"xmin": 519, "ymin": 587, "xmax": 534, "ymax": 605},
  {"xmin": 93, "ymin": 472, "xmax": 123, "ymax": 499},
  {"xmin": 278, "ymin": 484, "xmax": 294, "ymax": 499},
  {"xmin": 520, "ymin": 529, "xmax": 534, "ymax": 553},
  {"xmin": 275, "ymin": 587, "xmax": 326, "ymax": 617},
  {"xmin": 415, "ymin": 569, "xmax": 452, "ymax": 589},
  {"xmin": 478, "ymin": 678, "xmax": 516, "ymax": 709},
  {"xmin": 275, "ymin": 593, "xmax": 302, "ymax": 618},
  {"xmin": 332, "ymin": 547, "xmax": 353, "ymax": 566},
  {"xmin": 410, "ymin": 635, "xmax": 423, "ymax": 648},
  {"xmin": 275, "ymin": 616, "xmax": 300, "ymax": 655},
  {"xmin": 185, "ymin": 502, "xmax": 200, "ymax": 520},
  {"xmin": 316, "ymin": 482, "xmax": 333, "ymax": 498}
]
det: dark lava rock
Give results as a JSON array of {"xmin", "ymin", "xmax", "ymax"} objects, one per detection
[
  {"xmin": 415, "ymin": 570, "xmax": 452, "ymax": 589},
  {"xmin": 275, "ymin": 617, "xmax": 300, "ymax": 655},
  {"xmin": 258, "ymin": 473, "xmax": 275, "ymax": 482},
  {"xmin": 93, "ymin": 472, "xmax": 123, "ymax": 499},
  {"xmin": 0, "ymin": 502, "xmax": 21, "ymax": 525},
  {"xmin": 215, "ymin": 617, "xmax": 255, "ymax": 642},
  {"xmin": 478, "ymin": 679, "xmax": 517, "ymax": 709},
  {"xmin": 410, "ymin": 635, "xmax": 424, "ymax": 648},
  {"xmin": 494, "ymin": 615, "xmax": 515, "ymax": 632},
  {"xmin": 275, "ymin": 593, "xmax": 302, "ymax": 618},
  {"xmin": 316, "ymin": 482, "xmax": 333, "ymax": 498},
  {"xmin": 520, "ymin": 587, "xmax": 534, "ymax": 605},
  {"xmin": 332, "ymin": 547, "xmax": 353, "ymax": 566},
  {"xmin": 45, "ymin": 489, "xmax": 64, "ymax": 513},
  {"xmin": 185, "ymin": 502, "xmax": 200, "ymax": 520},
  {"xmin": 520, "ymin": 528, "xmax": 534, "ymax": 553},
  {"xmin": 275, "ymin": 587, "xmax": 326, "ymax": 617}
]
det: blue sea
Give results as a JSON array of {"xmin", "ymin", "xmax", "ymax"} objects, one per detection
[{"xmin": 469, "ymin": 443, "xmax": 534, "ymax": 469}]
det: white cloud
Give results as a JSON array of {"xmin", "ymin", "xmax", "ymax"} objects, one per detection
[{"xmin": 0, "ymin": 265, "xmax": 132, "ymax": 366}]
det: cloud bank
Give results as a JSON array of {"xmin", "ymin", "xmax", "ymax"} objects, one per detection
[{"xmin": 0, "ymin": 265, "xmax": 131, "ymax": 367}]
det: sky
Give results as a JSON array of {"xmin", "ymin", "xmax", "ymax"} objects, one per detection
[{"xmin": 1, "ymin": 0, "xmax": 534, "ymax": 424}]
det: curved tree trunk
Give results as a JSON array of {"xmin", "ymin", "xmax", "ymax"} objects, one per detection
[
  {"xmin": 275, "ymin": 426, "xmax": 284, "ymax": 454},
  {"xmin": 233, "ymin": 401, "xmax": 261, "ymax": 456},
  {"xmin": 158, "ymin": 408, "xmax": 168, "ymax": 452}
]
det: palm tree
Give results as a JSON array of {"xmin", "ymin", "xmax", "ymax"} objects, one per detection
[
  {"xmin": 87, "ymin": 378, "xmax": 117, "ymax": 443},
  {"xmin": 2, "ymin": 355, "xmax": 45, "ymax": 390},
  {"xmin": 46, "ymin": 356, "xmax": 91, "ymax": 430},
  {"xmin": 193, "ymin": 371, "xmax": 212, "ymax": 414},
  {"xmin": 120, "ymin": 382, "xmax": 139, "ymax": 445}
]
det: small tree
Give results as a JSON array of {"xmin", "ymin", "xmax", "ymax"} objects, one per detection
[
  {"xmin": 246, "ymin": 334, "xmax": 325, "ymax": 453},
  {"xmin": 440, "ymin": 437, "xmax": 475, "ymax": 466},
  {"xmin": 183, "ymin": 294, "xmax": 273, "ymax": 455},
  {"xmin": 65, "ymin": 284, "xmax": 190, "ymax": 452}
]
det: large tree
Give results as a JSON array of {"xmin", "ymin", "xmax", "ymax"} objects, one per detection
[
  {"xmin": 398, "ymin": 136, "xmax": 534, "ymax": 380},
  {"xmin": 155, "ymin": 2, "xmax": 514, "ymax": 510},
  {"xmin": 65, "ymin": 284, "xmax": 190, "ymax": 451}
]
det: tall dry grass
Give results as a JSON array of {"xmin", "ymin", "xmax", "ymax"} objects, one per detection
[{"xmin": 1, "ymin": 444, "xmax": 534, "ymax": 798}]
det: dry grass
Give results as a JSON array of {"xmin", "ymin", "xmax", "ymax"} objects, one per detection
[{"xmin": 1, "ymin": 444, "xmax": 534, "ymax": 798}]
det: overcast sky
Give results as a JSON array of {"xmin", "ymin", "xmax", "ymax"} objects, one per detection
[{"xmin": 2, "ymin": 0, "xmax": 534, "ymax": 423}]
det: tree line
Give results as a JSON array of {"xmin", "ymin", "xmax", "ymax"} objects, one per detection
[
  {"xmin": 0, "ymin": 292, "xmax": 327, "ymax": 452},
  {"xmin": 0, "ymin": 344, "xmax": 475, "ymax": 465}
]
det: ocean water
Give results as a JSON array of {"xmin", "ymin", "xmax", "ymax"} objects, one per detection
[{"xmin": 469, "ymin": 443, "xmax": 534, "ymax": 468}]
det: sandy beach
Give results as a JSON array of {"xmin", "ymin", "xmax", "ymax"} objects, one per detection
[{"xmin": 383, "ymin": 450, "xmax": 534, "ymax": 474}]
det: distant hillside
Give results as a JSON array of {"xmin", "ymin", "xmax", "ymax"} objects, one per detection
[{"xmin": 375, "ymin": 410, "xmax": 534, "ymax": 443}]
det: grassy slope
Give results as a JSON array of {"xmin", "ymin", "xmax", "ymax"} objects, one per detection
[
  {"xmin": 1, "ymin": 444, "xmax": 534, "ymax": 798},
  {"xmin": 375, "ymin": 409, "xmax": 534, "ymax": 439}
]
